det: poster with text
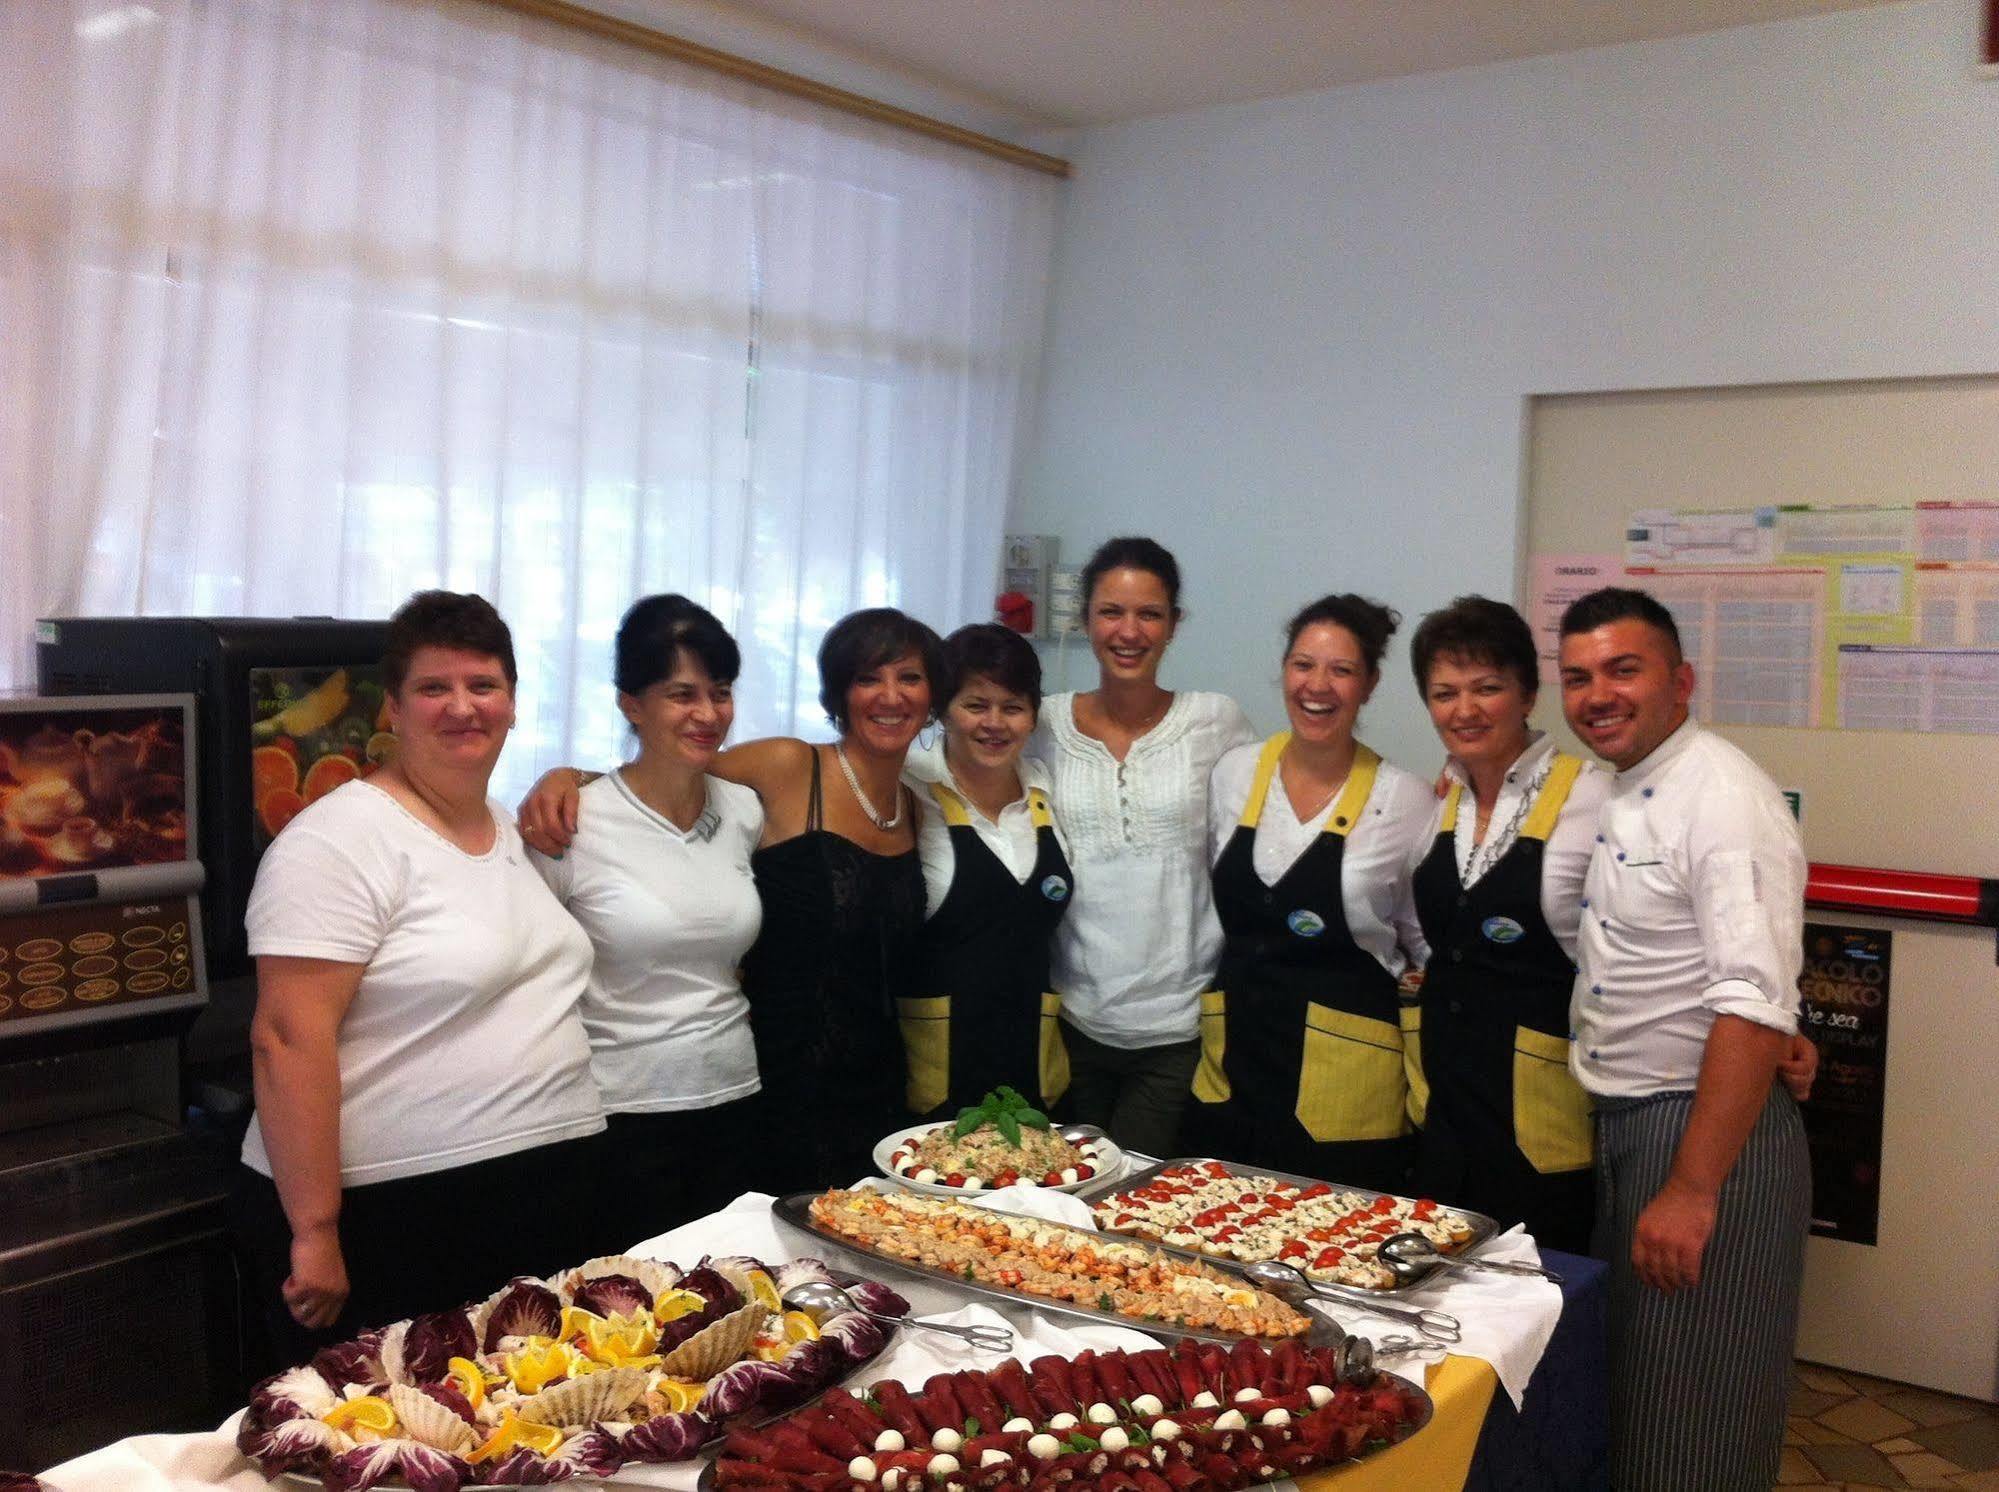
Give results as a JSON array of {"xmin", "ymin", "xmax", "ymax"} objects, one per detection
[{"xmin": 1797, "ymin": 922, "xmax": 1891, "ymax": 1245}]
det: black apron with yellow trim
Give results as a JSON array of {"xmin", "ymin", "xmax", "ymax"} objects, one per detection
[
  {"xmin": 1408, "ymin": 752, "xmax": 1595, "ymax": 1253},
  {"xmin": 899, "ymin": 781, "xmax": 1075, "ymax": 1119},
  {"xmin": 1186, "ymin": 734, "xmax": 1414, "ymax": 1193}
]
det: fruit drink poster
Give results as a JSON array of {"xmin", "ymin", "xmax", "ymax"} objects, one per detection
[
  {"xmin": 1797, "ymin": 922, "xmax": 1891, "ymax": 1246},
  {"xmin": 250, "ymin": 666, "xmax": 395, "ymax": 846},
  {"xmin": 0, "ymin": 703, "xmax": 190, "ymax": 877}
]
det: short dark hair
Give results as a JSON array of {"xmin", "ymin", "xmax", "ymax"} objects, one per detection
[
  {"xmin": 1409, "ymin": 596, "xmax": 1540, "ymax": 695},
  {"xmin": 1080, "ymin": 536, "xmax": 1183, "ymax": 615},
  {"xmin": 614, "ymin": 594, "xmax": 740, "ymax": 696},
  {"xmin": 1558, "ymin": 586, "xmax": 1683, "ymax": 662},
  {"xmin": 382, "ymin": 590, "xmax": 516, "ymax": 695},
  {"xmin": 1283, "ymin": 594, "xmax": 1400, "ymax": 676},
  {"xmin": 817, "ymin": 608, "xmax": 948, "ymax": 732},
  {"xmin": 942, "ymin": 623, "xmax": 1042, "ymax": 715}
]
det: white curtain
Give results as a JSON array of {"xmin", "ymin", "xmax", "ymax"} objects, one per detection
[{"xmin": 0, "ymin": 0, "xmax": 1057, "ymax": 800}]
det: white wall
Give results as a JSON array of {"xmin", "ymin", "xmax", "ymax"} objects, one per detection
[{"xmin": 1016, "ymin": 0, "xmax": 1999, "ymax": 762}]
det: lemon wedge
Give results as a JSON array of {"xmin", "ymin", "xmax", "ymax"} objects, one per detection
[
  {"xmin": 514, "ymin": 1418, "xmax": 564, "ymax": 1455},
  {"xmin": 654, "ymin": 1287, "xmax": 707, "ymax": 1324},
  {"xmin": 580, "ymin": 1311, "xmax": 661, "ymax": 1368},
  {"xmin": 781, "ymin": 1310, "xmax": 821, "ymax": 1344},
  {"xmin": 746, "ymin": 1269, "xmax": 782, "ymax": 1312},
  {"xmin": 466, "ymin": 1409, "xmax": 520, "ymax": 1466},
  {"xmin": 446, "ymin": 1356, "xmax": 487, "ymax": 1410},
  {"xmin": 322, "ymin": 1395, "xmax": 398, "ymax": 1435},
  {"xmin": 560, "ymin": 1305, "xmax": 603, "ymax": 1341}
]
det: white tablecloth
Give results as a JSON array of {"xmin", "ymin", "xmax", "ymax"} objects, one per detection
[{"xmin": 37, "ymin": 1189, "xmax": 1562, "ymax": 1490}]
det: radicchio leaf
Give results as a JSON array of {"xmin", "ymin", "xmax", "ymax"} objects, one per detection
[
  {"xmin": 479, "ymin": 1279, "xmax": 562, "ymax": 1352},
  {"xmin": 775, "ymin": 1336, "xmax": 842, "ymax": 1391},
  {"xmin": 312, "ymin": 1331, "xmax": 388, "ymax": 1392},
  {"xmin": 479, "ymin": 1446, "xmax": 575, "ymax": 1484},
  {"xmin": 418, "ymin": 1378, "xmax": 478, "ymax": 1425},
  {"xmin": 675, "ymin": 1266, "xmax": 741, "ymax": 1313},
  {"xmin": 0, "ymin": 1477, "xmax": 52, "ymax": 1492},
  {"xmin": 322, "ymin": 1441, "xmax": 412, "ymax": 1492},
  {"xmin": 700, "ymin": 1358, "xmax": 794, "ymax": 1420},
  {"xmin": 246, "ymin": 1417, "xmax": 349, "ymax": 1475},
  {"xmin": 844, "ymin": 1280, "xmax": 909, "ymax": 1318},
  {"xmin": 618, "ymin": 1408, "xmax": 718, "ymax": 1462},
  {"xmin": 550, "ymin": 1426, "xmax": 627, "ymax": 1476},
  {"xmin": 772, "ymin": 1258, "xmax": 836, "ymax": 1294},
  {"xmin": 821, "ymin": 1310, "xmax": 889, "ymax": 1360},
  {"xmin": 241, "ymin": 1364, "xmax": 338, "ymax": 1438},
  {"xmin": 384, "ymin": 1442, "xmax": 472, "ymax": 1492},
  {"xmin": 570, "ymin": 1272, "xmax": 651, "ymax": 1319},
  {"xmin": 403, "ymin": 1309, "xmax": 478, "ymax": 1381}
]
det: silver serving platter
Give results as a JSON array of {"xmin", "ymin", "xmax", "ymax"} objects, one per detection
[
  {"xmin": 1081, "ymin": 1157, "xmax": 1503, "ymax": 1300},
  {"xmin": 771, "ymin": 1191, "xmax": 1349, "ymax": 1349},
  {"xmin": 691, "ymin": 1367, "xmax": 1435, "ymax": 1492}
]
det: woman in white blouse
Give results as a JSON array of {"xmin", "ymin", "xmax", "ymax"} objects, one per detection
[
  {"xmin": 899, "ymin": 623, "xmax": 1073, "ymax": 1116},
  {"xmin": 1401, "ymin": 596, "xmax": 1607, "ymax": 1250},
  {"xmin": 1190, "ymin": 594, "xmax": 1434, "ymax": 1192},
  {"xmin": 235, "ymin": 592, "xmax": 603, "ymax": 1361},
  {"xmin": 530, "ymin": 595, "xmax": 764, "ymax": 1233},
  {"xmin": 1033, "ymin": 537, "xmax": 1254, "ymax": 1158}
]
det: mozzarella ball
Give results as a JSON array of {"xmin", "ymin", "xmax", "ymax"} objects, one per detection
[
  {"xmin": 847, "ymin": 1457, "xmax": 879, "ymax": 1481},
  {"xmin": 1001, "ymin": 1417, "xmax": 1034, "ymax": 1434},
  {"xmin": 874, "ymin": 1430, "xmax": 906, "ymax": 1453},
  {"xmin": 1085, "ymin": 1403, "xmax": 1117, "ymax": 1426},
  {"xmin": 1214, "ymin": 1409, "xmax": 1248, "ymax": 1432},
  {"xmin": 930, "ymin": 1428, "xmax": 963, "ymax": 1453},
  {"xmin": 1130, "ymin": 1394, "xmax": 1164, "ymax": 1418},
  {"xmin": 1306, "ymin": 1385, "xmax": 1335, "ymax": 1408},
  {"xmin": 1027, "ymin": 1435, "xmax": 1062, "ymax": 1461}
]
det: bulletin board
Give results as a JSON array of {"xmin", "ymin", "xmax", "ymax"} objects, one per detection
[
  {"xmin": 1520, "ymin": 375, "xmax": 1999, "ymax": 1403},
  {"xmin": 1520, "ymin": 375, "xmax": 1999, "ymax": 875}
]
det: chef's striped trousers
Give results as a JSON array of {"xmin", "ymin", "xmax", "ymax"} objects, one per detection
[{"xmin": 1594, "ymin": 1088, "xmax": 1810, "ymax": 1492}]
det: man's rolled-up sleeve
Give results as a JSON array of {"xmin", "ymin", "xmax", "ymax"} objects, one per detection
[{"xmin": 1687, "ymin": 784, "xmax": 1807, "ymax": 1034}]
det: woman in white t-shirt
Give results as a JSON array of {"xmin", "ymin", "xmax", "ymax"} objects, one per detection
[
  {"xmin": 1033, "ymin": 538, "xmax": 1255, "ymax": 1158},
  {"xmin": 1190, "ymin": 594, "xmax": 1433, "ymax": 1193},
  {"xmin": 233, "ymin": 592, "xmax": 604, "ymax": 1364},
  {"xmin": 530, "ymin": 595, "xmax": 764, "ymax": 1231}
]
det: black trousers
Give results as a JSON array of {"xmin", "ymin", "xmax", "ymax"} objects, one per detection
[
  {"xmin": 600, "ymin": 1093, "xmax": 764, "ymax": 1234},
  {"xmin": 230, "ymin": 1132, "xmax": 599, "ymax": 1380},
  {"xmin": 1058, "ymin": 1020, "xmax": 1200, "ymax": 1159}
]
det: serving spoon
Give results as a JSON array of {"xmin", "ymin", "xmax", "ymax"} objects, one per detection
[
  {"xmin": 1376, "ymin": 1231, "xmax": 1563, "ymax": 1285},
  {"xmin": 1237, "ymin": 1259, "xmax": 1461, "ymax": 1343},
  {"xmin": 781, "ymin": 1280, "xmax": 1015, "ymax": 1352}
]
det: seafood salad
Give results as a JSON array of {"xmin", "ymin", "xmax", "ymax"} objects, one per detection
[
  {"xmin": 888, "ymin": 1088, "xmax": 1102, "ymax": 1190},
  {"xmin": 1092, "ymin": 1163, "xmax": 1475, "ymax": 1290},
  {"xmin": 712, "ymin": 1337, "xmax": 1428, "ymax": 1492},
  {"xmin": 808, "ymin": 1189, "xmax": 1310, "ymax": 1339},
  {"xmin": 237, "ymin": 1254, "xmax": 906, "ymax": 1490}
]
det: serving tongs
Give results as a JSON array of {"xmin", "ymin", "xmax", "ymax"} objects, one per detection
[
  {"xmin": 781, "ymin": 1280, "xmax": 1014, "ymax": 1352},
  {"xmin": 1238, "ymin": 1259, "xmax": 1462, "ymax": 1344},
  {"xmin": 1377, "ymin": 1230, "xmax": 1563, "ymax": 1284}
]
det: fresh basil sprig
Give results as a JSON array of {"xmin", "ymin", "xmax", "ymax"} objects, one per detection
[{"xmin": 951, "ymin": 1085, "xmax": 1055, "ymax": 1139}]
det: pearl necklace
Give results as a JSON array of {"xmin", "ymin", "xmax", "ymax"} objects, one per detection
[{"xmin": 834, "ymin": 741, "xmax": 903, "ymax": 831}]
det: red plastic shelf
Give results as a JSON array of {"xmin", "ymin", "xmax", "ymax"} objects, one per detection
[{"xmin": 1806, "ymin": 862, "xmax": 1998, "ymax": 927}]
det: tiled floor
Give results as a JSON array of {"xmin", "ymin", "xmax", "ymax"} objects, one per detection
[{"xmin": 1779, "ymin": 1361, "xmax": 1999, "ymax": 1489}]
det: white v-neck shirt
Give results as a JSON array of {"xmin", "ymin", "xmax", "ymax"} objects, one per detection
[
  {"xmin": 1032, "ymin": 690, "xmax": 1255, "ymax": 1047},
  {"xmin": 241, "ymin": 781, "xmax": 603, "ymax": 1187},
  {"xmin": 1208, "ymin": 740, "xmax": 1435, "ymax": 978},
  {"xmin": 531, "ymin": 771, "xmax": 764, "ymax": 1113}
]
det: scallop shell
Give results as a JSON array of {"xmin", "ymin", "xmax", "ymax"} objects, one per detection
[
  {"xmin": 387, "ymin": 1384, "xmax": 475, "ymax": 1454},
  {"xmin": 566, "ymin": 1253, "xmax": 682, "ymax": 1300},
  {"xmin": 656, "ymin": 1300, "xmax": 769, "ymax": 1380},
  {"xmin": 516, "ymin": 1365, "xmax": 650, "ymax": 1428},
  {"xmin": 376, "ymin": 1320, "xmax": 413, "ymax": 1387}
]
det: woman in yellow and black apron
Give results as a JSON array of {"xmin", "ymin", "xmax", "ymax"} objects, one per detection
[
  {"xmin": 1401, "ymin": 596, "xmax": 1606, "ymax": 1252},
  {"xmin": 900, "ymin": 624, "xmax": 1075, "ymax": 1117},
  {"xmin": 1187, "ymin": 595, "xmax": 1436, "ymax": 1191}
]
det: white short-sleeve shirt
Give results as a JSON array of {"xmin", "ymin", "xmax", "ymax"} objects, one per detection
[
  {"xmin": 1570, "ymin": 718, "xmax": 1808, "ymax": 1097},
  {"xmin": 1208, "ymin": 739, "xmax": 1436, "ymax": 979},
  {"xmin": 531, "ymin": 771, "xmax": 764, "ymax": 1114},
  {"xmin": 240, "ymin": 781, "xmax": 604, "ymax": 1188},
  {"xmin": 1032, "ymin": 690, "xmax": 1256, "ymax": 1047}
]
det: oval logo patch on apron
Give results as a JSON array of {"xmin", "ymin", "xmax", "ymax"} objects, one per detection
[
  {"xmin": 1040, "ymin": 875, "xmax": 1070, "ymax": 903},
  {"xmin": 1287, "ymin": 909, "xmax": 1326, "ymax": 938},
  {"xmin": 1481, "ymin": 915, "xmax": 1526, "ymax": 944}
]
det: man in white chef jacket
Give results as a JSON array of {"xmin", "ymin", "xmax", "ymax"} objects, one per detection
[{"xmin": 1556, "ymin": 586, "xmax": 1811, "ymax": 1492}]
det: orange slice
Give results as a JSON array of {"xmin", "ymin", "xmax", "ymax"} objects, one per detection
[
  {"xmin": 446, "ymin": 1357, "xmax": 487, "ymax": 1410},
  {"xmin": 656, "ymin": 1379, "xmax": 706, "ymax": 1414},
  {"xmin": 781, "ymin": 1310, "xmax": 821, "ymax": 1344},
  {"xmin": 503, "ymin": 1341, "xmax": 577, "ymax": 1394},
  {"xmin": 560, "ymin": 1305, "xmax": 602, "ymax": 1342},
  {"xmin": 322, "ymin": 1395, "xmax": 398, "ymax": 1435},
  {"xmin": 745, "ymin": 1269, "xmax": 782, "ymax": 1312},
  {"xmin": 653, "ymin": 1288, "xmax": 707, "ymax": 1324},
  {"xmin": 466, "ymin": 1409, "xmax": 520, "ymax": 1466},
  {"xmin": 513, "ymin": 1418, "xmax": 564, "ymax": 1455}
]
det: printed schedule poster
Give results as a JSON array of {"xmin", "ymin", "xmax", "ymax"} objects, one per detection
[{"xmin": 1797, "ymin": 922, "xmax": 1891, "ymax": 1245}]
